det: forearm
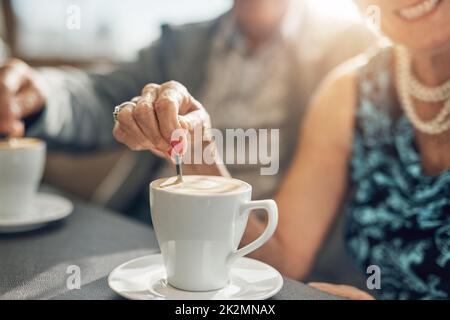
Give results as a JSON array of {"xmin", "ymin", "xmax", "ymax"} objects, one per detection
[
  {"xmin": 27, "ymin": 42, "xmax": 164, "ymax": 151},
  {"xmin": 27, "ymin": 67, "xmax": 119, "ymax": 151},
  {"xmin": 241, "ymin": 215, "xmax": 284, "ymax": 269},
  {"xmin": 240, "ymin": 214, "xmax": 312, "ymax": 280}
]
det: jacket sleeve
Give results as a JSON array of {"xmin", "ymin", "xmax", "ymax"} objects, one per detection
[{"xmin": 27, "ymin": 39, "xmax": 165, "ymax": 152}]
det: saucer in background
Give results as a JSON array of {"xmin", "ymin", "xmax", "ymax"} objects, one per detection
[{"xmin": 0, "ymin": 193, "xmax": 73, "ymax": 233}]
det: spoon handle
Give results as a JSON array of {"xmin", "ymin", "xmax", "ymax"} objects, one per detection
[{"xmin": 175, "ymin": 155, "xmax": 183, "ymax": 182}]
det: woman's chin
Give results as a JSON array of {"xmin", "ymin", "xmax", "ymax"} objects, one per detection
[
  {"xmin": 392, "ymin": 26, "xmax": 450, "ymax": 55},
  {"xmin": 380, "ymin": 0, "xmax": 450, "ymax": 53},
  {"xmin": 405, "ymin": 35, "xmax": 450, "ymax": 55}
]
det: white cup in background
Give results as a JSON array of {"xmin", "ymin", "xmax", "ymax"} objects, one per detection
[{"xmin": 0, "ymin": 138, "xmax": 46, "ymax": 218}]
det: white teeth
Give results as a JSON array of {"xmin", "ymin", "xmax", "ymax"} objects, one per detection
[{"xmin": 399, "ymin": 0, "xmax": 440, "ymax": 20}]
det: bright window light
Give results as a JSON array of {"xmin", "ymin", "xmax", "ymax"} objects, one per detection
[{"xmin": 12, "ymin": 0, "xmax": 233, "ymax": 61}]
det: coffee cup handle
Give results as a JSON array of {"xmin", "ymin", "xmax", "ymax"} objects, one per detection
[{"xmin": 227, "ymin": 200, "xmax": 278, "ymax": 265}]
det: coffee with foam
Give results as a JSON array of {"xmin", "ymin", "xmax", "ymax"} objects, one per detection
[
  {"xmin": 0, "ymin": 138, "xmax": 42, "ymax": 150},
  {"xmin": 153, "ymin": 175, "xmax": 249, "ymax": 195}
]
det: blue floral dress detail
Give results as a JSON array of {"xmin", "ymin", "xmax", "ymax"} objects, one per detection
[{"xmin": 345, "ymin": 48, "xmax": 450, "ymax": 300}]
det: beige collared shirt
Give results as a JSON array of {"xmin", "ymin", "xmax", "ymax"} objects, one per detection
[{"xmin": 157, "ymin": 2, "xmax": 373, "ymax": 199}]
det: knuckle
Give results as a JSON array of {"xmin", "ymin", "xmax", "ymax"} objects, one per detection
[
  {"xmin": 160, "ymin": 82, "xmax": 192, "ymax": 109},
  {"xmin": 162, "ymin": 80, "xmax": 187, "ymax": 93},
  {"xmin": 153, "ymin": 99, "xmax": 171, "ymax": 112},
  {"xmin": 170, "ymin": 80, "xmax": 186, "ymax": 90},
  {"xmin": 142, "ymin": 84, "xmax": 160, "ymax": 99},
  {"xmin": 163, "ymin": 80, "xmax": 178, "ymax": 88},
  {"xmin": 154, "ymin": 98, "xmax": 167, "ymax": 108},
  {"xmin": 144, "ymin": 83, "xmax": 159, "ymax": 91},
  {"xmin": 132, "ymin": 104, "xmax": 150, "ymax": 118},
  {"xmin": 136, "ymin": 98, "xmax": 153, "ymax": 110},
  {"xmin": 143, "ymin": 83, "xmax": 160, "ymax": 92}
]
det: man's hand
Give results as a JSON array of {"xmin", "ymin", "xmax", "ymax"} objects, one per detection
[
  {"xmin": 0, "ymin": 59, "xmax": 46, "ymax": 137},
  {"xmin": 113, "ymin": 81, "xmax": 211, "ymax": 161}
]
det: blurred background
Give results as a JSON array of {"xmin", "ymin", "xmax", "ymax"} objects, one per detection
[
  {"xmin": 1, "ymin": 0, "xmax": 361, "ymax": 64},
  {"xmin": 0, "ymin": 0, "xmax": 234, "ymax": 201},
  {"xmin": 2, "ymin": 0, "xmax": 233, "ymax": 64},
  {"xmin": 0, "ymin": 0, "xmax": 368, "ymax": 289},
  {"xmin": 0, "ymin": 0, "xmax": 362, "ymax": 205}
]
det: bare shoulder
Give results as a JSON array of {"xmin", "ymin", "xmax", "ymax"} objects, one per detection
[{"xmin": 301, "ymin": 54, "xmax": 367, "ymax": 153}]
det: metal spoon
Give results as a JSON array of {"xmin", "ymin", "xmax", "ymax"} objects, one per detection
[{"xmin": 175, "ymin": 154, "xmax": 183, "ymax": 183}]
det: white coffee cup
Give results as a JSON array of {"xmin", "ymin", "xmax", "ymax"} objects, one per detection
[
  {"xmin": 0, "ymin": 138, "xmax": 46, "ymax": 218},
  {"xmin": 150, "ymin": 175, "xmax": 278, "ymax": 292}
]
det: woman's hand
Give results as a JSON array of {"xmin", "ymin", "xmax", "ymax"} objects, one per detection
[
  {"xmin": 113, "ymin": 81, "xmax": 211, "ymax": 161},
  {"xmin": 308, "ymin": 282, "xmax": 375, "ymax": 300}
]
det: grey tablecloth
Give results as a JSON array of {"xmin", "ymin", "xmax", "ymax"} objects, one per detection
[{"xmin": 0, "ymin": 190, "xmax": 339, "ymax": 300}]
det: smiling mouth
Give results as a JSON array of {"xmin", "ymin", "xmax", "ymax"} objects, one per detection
[{"xmin": 397, "ymin": 0, "xmax": 443, "ymax": 20}]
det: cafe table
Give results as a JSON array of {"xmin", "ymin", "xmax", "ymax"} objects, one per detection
[{"xmin": 0, "ymin": 187, "xmax": 340, "ymax": 300}]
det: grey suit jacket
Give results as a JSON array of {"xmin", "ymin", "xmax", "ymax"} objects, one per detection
[
  {"xmin": 27, "ymin": 12, "xmax": 375, "ymax": 212},
  {"xmin": 27, "ymin": 16, "xmax": 227, "ymax": 210}
]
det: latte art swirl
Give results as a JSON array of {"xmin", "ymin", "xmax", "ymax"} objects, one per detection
[{"xmin": 154, "ymin": 175, "xmax": 249, "ymax": 195}]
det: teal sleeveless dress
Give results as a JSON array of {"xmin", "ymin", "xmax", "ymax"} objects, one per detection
[{"xmin": 345, "ymin": 47, "xmax": 450, "ymax": 300}]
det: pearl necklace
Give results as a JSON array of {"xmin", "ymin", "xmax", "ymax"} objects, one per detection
[{"xmin": 395, "ymin": 45, "xmax": 450, "ymax": 135}]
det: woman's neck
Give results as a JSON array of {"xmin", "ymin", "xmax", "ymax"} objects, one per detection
[{"xmin": 411, "ymin": 46, "xmax": 450, "ymax": 87}]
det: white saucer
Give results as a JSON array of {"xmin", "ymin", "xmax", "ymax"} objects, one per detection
[
  {"xmin": 108, "ymin": 254, "xmax": 283, "ymax": 300},
  {"xmin": 0, "ymin": 193, "xmax": 73, "ymax": 233}
]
